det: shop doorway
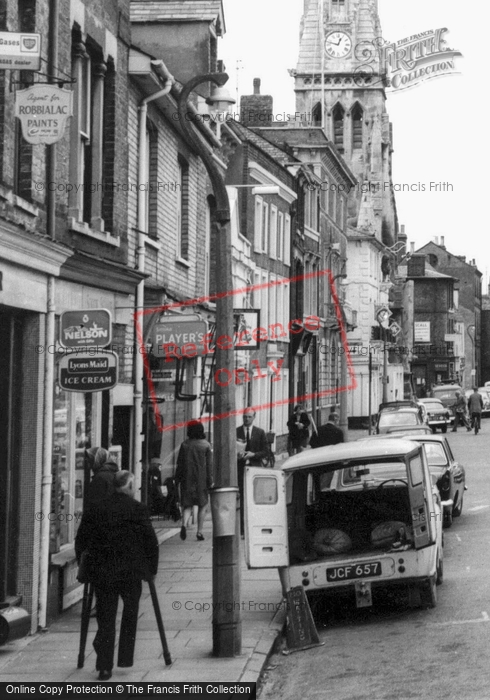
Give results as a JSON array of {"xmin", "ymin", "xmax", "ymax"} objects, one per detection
[{"xmin": 0, "ymin": 309, "xmax": 23, "ymax": 602}]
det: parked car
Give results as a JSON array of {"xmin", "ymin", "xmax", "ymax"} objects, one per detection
[
  {"xmin": 417, "ymin": 398, "xmax": 452, "ymax": 433},
  {"xmin": 464, "ymin": 388, "xmax": 490, "ymax": 417},
  {"xmin": 245, "ymin": 439, "xmax": 444, "ymax": 610},
  {"xmin": 376, "ymin": 407, "xmax": 425, "ymax": 435},
  {"xmin": 429, "ymin": 384, "xmax": 463, "ymax": 419},
  {"xmin": 360, "ymin": 433, "xmax": 465, "ymax": 528}
]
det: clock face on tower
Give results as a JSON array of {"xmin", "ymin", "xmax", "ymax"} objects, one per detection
[{"xmin": 325, "ymin": 31, "xmax": 352, "ymax": 58}]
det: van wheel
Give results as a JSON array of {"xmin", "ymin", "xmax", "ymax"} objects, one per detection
[
  {"xmin": 420, "ymin": 576, "xmax": 437, "ymax": 608},
  {"xmin": 431, "ymin": 426, "xmax": 437, "ymax": 434},
  {"xmin": 442, "ymin": 426, "xmax": 447, "ymax": 433},
  {"xmin": 436, "ymin": 556, "xmax": 444, "ymax": 586}
]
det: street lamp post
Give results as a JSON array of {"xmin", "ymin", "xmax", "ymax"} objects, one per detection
[
  {"xmin": 467, "ymin": 324, "xmax": 476, "ymax": 387},
  {"xmin": 178, "ymin": 73, "xmax": 241, "ymax": 657},
  {"xmin": 376, "ymin": 308, "xmax": 391, "ymax": 404}
]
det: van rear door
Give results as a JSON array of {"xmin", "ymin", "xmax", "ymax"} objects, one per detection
[
  {"xmin": 244, "ymin": 466, "xmax": 288, "ymax": 568},
  {"xmin": 407, "ymin": 451, "xmax": 433, "ymax": 548}
]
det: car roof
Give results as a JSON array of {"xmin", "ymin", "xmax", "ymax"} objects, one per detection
[
  {"xmin": 281, "ymin": 439, "xmax": 420, "ymax": 472},
  {"xmin": 379, "ymin": 407, "xmax": 420, "ymax": 415},
  {"xmin": 418, "ymin": 398, "xmax": 443, "ymax": 404},
  {"xmin": 362, "ymin": 433, "xmax": 447, "ymax": 445},
  {"xmin": 432, "ymin": 384, "xmax": 462, "ymax": 391}
]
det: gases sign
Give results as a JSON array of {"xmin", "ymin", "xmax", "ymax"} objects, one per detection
[
  {"xmin": 60, "ymin": 309, "xmax": 112, "ymax": 349},
  {"xmin": 0, "ymin": 32, "xmax": 41, "ymax": 70},
  {"xmin": 15, "ymin": 84, "xmax": 73, "ymax": 145},
  {"xmin": 59, "ymin": 352, "xmax": 118, "ymax": 393}
]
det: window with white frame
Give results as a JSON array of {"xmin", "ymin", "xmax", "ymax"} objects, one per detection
[
  {"xmin": 261, "ymin": 202, "xmax": 269, "ymax": 253},
  {"xmin": 269, "ymin": 274, "xmax": 277, "ymax": 328},
  {"xmin": 269, "ymin": 205, "xmax": 277, "ymax": 258},
  {"xmin": 277, "ymin": 211, "xmax": 284, "ymax": 261},
  {"xmin": 69, "ymin": 34, "xmax": 115, "ymax": 232},
  {"xmin": 177, "ymin": 157, "xmax": 189, "ymax": 259},
  {"xmin": 254, "ymin": 197, "xmax": 263, "ymax": 252},
  {"xmin": 284, "ymin": 214, "xmax": 291, "ymax": 266},
  {"xmin": 204, "ymin": 199, "xmax": 211, "ymax": 297}
]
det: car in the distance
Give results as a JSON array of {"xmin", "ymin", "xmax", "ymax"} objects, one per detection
[
  {"xmin": 429, "ymin": 384, "xmax": 463, "ymax": 420},
  {"xmin": 417, "ymin": 398, "xmax": 452, "ymax": 433},
  {"xmin": 376, "ymin": 407, "xmax": 425, "ymax": 435}
]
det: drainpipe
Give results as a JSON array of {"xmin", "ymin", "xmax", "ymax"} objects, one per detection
[
  {"xmin": 38, "ymin": 0, "xmax": 58, "ymax": 631},
  {"xmin": 133, "ymin": 61, "xmax": 173, "ymax": 499},
  {"xmin": 38, "ymin": 276, "xmax": 55, "ymax": 630}
]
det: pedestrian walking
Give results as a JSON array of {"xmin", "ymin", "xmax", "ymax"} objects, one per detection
[
  {"xmin": 287, "ymin": 404, "xmax": 311, "ymax": 455},
  {"xmin": 75, "ymin": 470, "xmax": 159, "ymax": 681},
  {"xmin": 175, "ymin": 421, "xmax": 213, "ymax": 541},
  {"xmin": 468, "ymin": 387, "xmax": 484, "ymax": 434},
  {"xmin": 84, "ymin": 447, "xmax": 120, "ymax": 510},
  {"xmin": 310, "ymin": 410, "xmax": 345, "ymax": 448},
  {"xmin": 451, "ymin": 390, "xmax": 471, "ymax": 432},
  {"xmin": 236, "ymin": 408, "xmax": 268, "ymax": 535}
]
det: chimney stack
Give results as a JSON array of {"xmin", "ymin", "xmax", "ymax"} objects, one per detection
[
  {"xmin": 410, "ymin": 241, "xmax": 415, "ymax": 254},
  {"xmin": 240, "ymin": 78, "xmax": 274, "ymax": 127},
  {"xmin": 440, "ymin": 235, "xmax": 445, "ymax": 248},
  {"xmin": 408, "ymin": 255, "xmax": 426, "ymax": 278}
]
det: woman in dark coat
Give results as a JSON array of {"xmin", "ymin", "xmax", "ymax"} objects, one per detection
[
  {"xmin": 175, "ymin": 421, "xmax": 213, "ymax": 541},
  {"xmin": 287, "ymin": 404, "xmax": 311, "ymax": 455}
]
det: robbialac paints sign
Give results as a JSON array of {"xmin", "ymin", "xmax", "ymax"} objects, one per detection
[{"xmin": 15, "ymin": 84, "xmax": 73, "ymax": 145}]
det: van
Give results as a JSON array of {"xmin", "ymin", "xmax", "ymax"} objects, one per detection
[{"xmin": 244, "ymin": 439, "xmax": 443, "ymax": 610}]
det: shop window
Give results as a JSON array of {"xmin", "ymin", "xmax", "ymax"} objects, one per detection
[{"xmin": 51, "ymin": 388, "xmax": 98, "ymax": 551}]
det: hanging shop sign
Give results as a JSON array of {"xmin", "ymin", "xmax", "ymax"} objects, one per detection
[
  {"xmin": 60, "ymin": 309, "xmax": 112, "ymax": 349},
  {"xmin": 15, "ymin": 83, "xmax": 73, "ymax": 145},
  {"xmin": 0, "ymin": 32, "xmax": 41, "ymax": 70},
  {"xmin": 152, "ymin": 315, "xmax": 209, "ymax": 361},
  {"xmin": 59, "ymin": 351, "xmax": 118, "ymax": 393}
]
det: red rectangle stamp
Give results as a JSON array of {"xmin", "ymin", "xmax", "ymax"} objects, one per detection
[{"xmin": 134, "ymin": 268, "xmax": 357, "ymax": 432}]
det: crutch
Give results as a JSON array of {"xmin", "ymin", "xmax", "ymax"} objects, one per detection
[
  {"xmin": 148, "ymin": 578, "xmax": 172, "ymax": 665},
  {"xmin": 77, "ymin": 582, "xmax": 94, "ymax": 668}
]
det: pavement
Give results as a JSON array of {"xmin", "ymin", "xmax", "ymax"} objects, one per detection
[
  {"xmin": 0, "ymin": 511, "xmax": 286, "ymax": 685},
  {"xmin": 0, "ymin": 435, "xmax": 370, "ymax": 685}
]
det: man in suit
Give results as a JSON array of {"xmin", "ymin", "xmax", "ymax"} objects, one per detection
[
  {"xmin": 236, "ymin": 408, "xmax": 268, "ymax": 535},
  {"xmin": 310, "ymin": 411, "xmax": 345, "ymax": 448},
  {"xmin": 75, "ymin": 470, "xmax": 159, "ymax": 681}
]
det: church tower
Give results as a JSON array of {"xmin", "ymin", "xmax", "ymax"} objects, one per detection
[{"xmin": 294, "ymin": 0, "xmax": 396, "ymax": 245}]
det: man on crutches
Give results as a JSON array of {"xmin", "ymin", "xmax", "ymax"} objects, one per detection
[{"xmin": 75, "ymin": 470, "xmax": 161, "ymax": 680}]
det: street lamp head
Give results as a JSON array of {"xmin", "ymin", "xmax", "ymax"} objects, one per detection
[{"xmin": 206, "ymin": 84, "xmax": 236, "ymax": 113}]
